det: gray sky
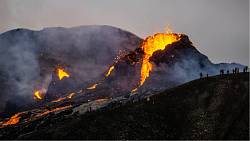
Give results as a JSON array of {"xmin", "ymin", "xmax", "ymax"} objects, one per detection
[{"xmin": 0, "ymin": 0, "xmax": 249, "ymax": 65}]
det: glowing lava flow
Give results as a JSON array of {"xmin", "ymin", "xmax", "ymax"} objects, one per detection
[
  {"xmin": 67, "ymin": 92, "xmax": 75, "ymax": 99},
  {"xmin": 34, "ymin": 90, "xmax": 42, "ymax": 100},
  {"xmin": 34, "ymin": 105, "xmax": 72, "ymax": 118},
  {"xmin": 86, "ymin": 64, "xmax": 116, "ymax": 91},
  {"xmin": 51, "ymin": 97, "xmax": 66, "ymax": 103},
  {"xmin": 87, "ymin": 83, "xmax": 98, "ymax": 90},
  {"xmin": 51, "ymin": 92, "xmax": 75, "ymax": 103},
  {"xmin": 105, "ymin": 65, "xmax": 115, "ymax": 77},
  {"xmin": 57, "ymin": 68, "xmax": 70, "ymax": 80},
  {"xmin": 139, "ymin": 33, "xmax": 181, "ymax": 86},
  {"xmin": 0, "ymin": 112, "xmax": 23, "ymax": 128},
  {"xmin": 131, "ymin": 88, "xmax": 138, "ymax": 93}
]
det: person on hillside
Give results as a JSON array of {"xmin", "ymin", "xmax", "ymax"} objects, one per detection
[
  {"xmin": 243, "ymin": 66, "xmax": 248, "ymax": 72},
  {"xmin": 220, "ymin": 69, "xmax": 224, "ymax": 75},
  {"xmin": 237, "ymin": 67, "xmax": 240, "ymax": 73}
]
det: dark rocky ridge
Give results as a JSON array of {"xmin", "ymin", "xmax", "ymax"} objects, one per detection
[{"xmin": 0, "ymin": 72, "xmax": 248, "ymax": 140}]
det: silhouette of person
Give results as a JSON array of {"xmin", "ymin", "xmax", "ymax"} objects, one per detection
[
  {"xmin": 243, "ymin": 66, "xmax": 248, "ymax": 72},
  {"xmin": 88, "ymin": 106, "xmax": 92, "ymax": 112},
  {"xmin": 220, "ymin": 69, "xmax": 224, "ymax": 75},
  {"xmin": 234, "ymin": 68, "xmax": 236, "ymax": 74},
  {"xmin": 236, "ymin": 67, "xmax": 239, "ymax": 73},
  {"xmin": 200, "ymin": 72, "xmax": 203, "ymax": 79}
]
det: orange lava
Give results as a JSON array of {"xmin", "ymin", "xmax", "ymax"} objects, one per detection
[
  {"xmin": 131, "ymin": 88, "xmax": 138, "ymax": 93},
  {"xmin": 105, "ymin": 65, "xmax": 115, "ymax": 77},
  {"xmin": 51, "ymin": 92, "xmax": 75, "ymax": 103},
  {"xmin": 34, "ymin": 90, "xmax": 43, "ymax": 100},
  {"xmin": 87, "ymin": 83, "xmax": 98, "ymax": 90},
  {"xmin": 139, "ymin": 33, "xmax": 181, "ymax": 86},
  {"xmin": 57, "ymin": 68, "xmax": 70, "ymax": 80},
  {"xmin": 51, "ymin": 97, "xmax": 66, "ymax": 103},
  {"xmin": 67, "ymin": 92, "xmax": 75, "ymax": 99},
  {"xmin": 0, "ymin": 112, "xmax": 23, "ymax": 128},
  {"xmin": 35, "ymin": 105, "xmax": 72, "ymax": 118}
]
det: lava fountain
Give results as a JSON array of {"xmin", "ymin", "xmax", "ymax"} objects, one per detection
[{"xmin": 139, "ymin": 33, "xmax": 181, "ymax": 86}]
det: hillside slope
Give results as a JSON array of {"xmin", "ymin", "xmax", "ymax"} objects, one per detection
[
  {"xmin": 0, "ymin": 25, "xmax": 142, "ymax": 112},
  {"xmin": 10, "ymin": 72, "xmax": 249, "ymax": 140}
]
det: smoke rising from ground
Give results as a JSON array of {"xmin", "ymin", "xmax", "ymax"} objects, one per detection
[{"xmin": 0, "ymin": 30, "xmax": 40, "ymax": 111}]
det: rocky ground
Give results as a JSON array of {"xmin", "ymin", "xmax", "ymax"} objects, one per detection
[{"xmin": 0, "ymin": 72, "xmax": 249, "ymax": 140}]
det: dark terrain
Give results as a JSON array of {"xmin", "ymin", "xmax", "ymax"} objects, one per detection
[{"xmin": 1, "ymin": 72, "xmax": 248, "ymax": 140}]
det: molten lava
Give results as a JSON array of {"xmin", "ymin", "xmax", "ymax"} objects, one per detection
[
  {"xmin": 0, "ymin": 112, "xmax": 23, "ymax": 128},
  {"xmin": 87, "ymin": 83, "xmax": 98, "ymax": 90},
  {"xmin": 51, "ymin": 97, "xmax": 66, "ymax": 103},
  {"xmin": 34, "ymin": 90, "xmax": 42, "ymax": 100},
  {"xmin": 57, "ymin": 68, "xmax": 70, "ymax": 80},
  {"xmin": 67, "ymin": 92, "xmax": 75, "ymax": 99},
  {"xmin": 51, "ymin": 92, "xmax": 75, "ymax": 103},
  {"xmin": 139, "ymin": 33, "xmax": 181, "ymax": 86},
  {"xmin": 35, "ymin": 105, "xmax": 72, "ymax": 118},
  {"xmin": 105, "ymin": 65, "xmax": 115, "ymax": 77},
  {"xmin": 95, "ymin": 98, "xmax": 109, "ymax": 104},
  {"xmin": 131, "ymin": 88, "xmax": 138, "ymax": 93}
]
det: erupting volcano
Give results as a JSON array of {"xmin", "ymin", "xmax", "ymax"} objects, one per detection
[{"xmin": 0, "ymin": 25, "xmax": 247, "ymax": 140}]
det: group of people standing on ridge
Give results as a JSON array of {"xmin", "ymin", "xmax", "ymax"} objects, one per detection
[{"xmin": 200, "ymin": 66, "xmax": 248, "ymax": 79}]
